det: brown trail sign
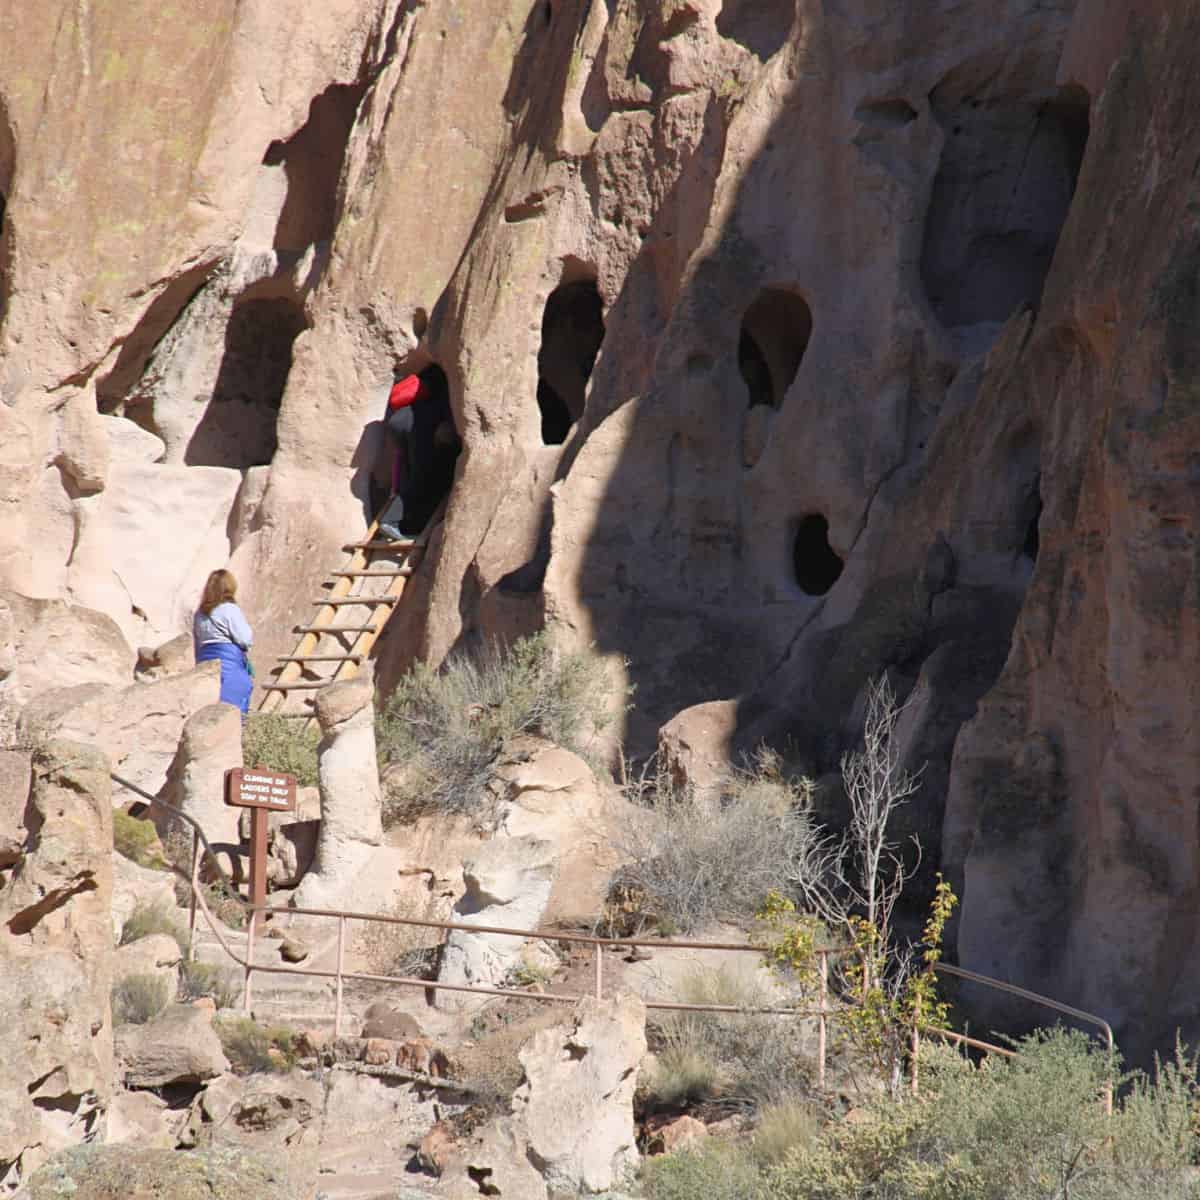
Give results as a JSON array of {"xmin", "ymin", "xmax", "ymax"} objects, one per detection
[{"xmin": 224, "ymin": 768, "xmax": 297, "ymax": 909}]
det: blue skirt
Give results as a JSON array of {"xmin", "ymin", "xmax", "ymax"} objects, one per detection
[{"xmin": 196, "ymin": 641, "xmax": 253, "ymax": 715}]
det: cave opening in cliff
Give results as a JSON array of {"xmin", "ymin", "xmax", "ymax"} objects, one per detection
[
  {"xmin": 738, "ymin": 288, "xmax": 813, "ymax": 409},
  {"xmin": 1022, "ymin": 482, "xmax": 1043, "ymax": 563},
  {"xmin": 793, "ymin": 513, "xmax": 844, "ymax": 596},
  {"xmin": 185, "ymin": 296, "xmax": 307, "ymax": 468},
  {"xmin": 921, "ymin": 82, "xmax": 1090, "ymax": 328},
  {"xmin": 716, "ymin": 0, "xmax": 792, "ymax": 61},
  {"xmin": 536, "ymin": 277, "xmax": 605, "ymax": 445},
  {"xmin": 263, "ymin": 81, "xmax": 366, "ymax": 253}
]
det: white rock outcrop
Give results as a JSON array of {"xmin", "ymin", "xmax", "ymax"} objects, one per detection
[{"xmin": 157, "ymin": 702, "xmax": 245, "ymax": 852}]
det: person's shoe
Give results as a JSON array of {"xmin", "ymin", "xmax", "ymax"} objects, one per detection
[{"xmin": 378, "ymin": 522, "xmax": 404, "ymax": 541}]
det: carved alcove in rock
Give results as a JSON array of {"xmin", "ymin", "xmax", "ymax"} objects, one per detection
[
  {"xmin": 792, "ymin": 513, "xmax": 844, "ymax": 596},
  {"xmin": 536, "ymin": 278, "xmax": 605, "ymax": 445},
  {"xmin": 739, "ymin": 287, "xmax": 812, "ymax": 468},
  {"xmin": 920, "ymin": 80, "xmax": 1090, "ymax": 330},
  {"xmin": 184, "ymin": 295, "xmax": 307, "ymax": 469}
]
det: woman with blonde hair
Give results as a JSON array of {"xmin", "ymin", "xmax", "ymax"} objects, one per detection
[{"xmin": 193, "ymin": 568, "xmax": 254, "ymax": 714}]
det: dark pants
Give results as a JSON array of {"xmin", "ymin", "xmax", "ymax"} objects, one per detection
[{"xmin": 384, "ymin": 397, "xmax": 455, "ymax": 530}]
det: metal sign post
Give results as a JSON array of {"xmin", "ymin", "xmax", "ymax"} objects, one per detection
[{"xmin": 223, "ymin": 767, "xmax": 297, "ymax": 911}]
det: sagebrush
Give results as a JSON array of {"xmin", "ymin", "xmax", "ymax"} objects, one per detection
[
  {"xmin": 112, "ymin": 973, "xmax": 169, "ymax": 1026},
  {"xmin": 242, "ymin": 713, "xmax": 319, "ymax": 787},
  {"xmin": 178, "ymin": 958, "xmax": 239, "ymax": 1008},
  {"xmin": 119, "ymin": 901, "xmax": 187, "ymax": 953},
  {"xmin": 113, "ymin": 810, "xmax": 168, "ymax": 870},
  {"xmin": 641, "ymin": 1029, "xmax": 1200, "ymax": 1200},
  {"xmin": 376, "ymin": 631, "xmax": 620, "ymax": 823},
  {"xmin": 611, "ymin": 748, "xmax": 814, "ymax": 934},
  {"xmin": 215, "ymin": 1015, "xmax": 298, "ymax": 1074}
]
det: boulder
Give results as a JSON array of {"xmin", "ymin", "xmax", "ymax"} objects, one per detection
[
  {"xmin": 361, "ymin": 1001, "xmax": 424, "ymax": 1041},
  {"xmin": 112, "ymin": 932, "xmax": 183, "ymax": 988},
  {"xmin": 103, "ymin": 1090, "xmax": 177, "ymax": 1150},
  {"xmin": 0, "ymin": 742, "xmax": 114, "ymax": 1192},
  {"xmin": 136, "ymin": 632, "xmax": 194, "ymax": 679},
  {"xmin": 493, "ymin": 738, "xmax": 636, "ymax": 927},
  {"xmin": 157, "ymin": 702, "xmax": 245, "ymax": 853},
  {"xmin": 23, "ymin": 662, "xmax": 222, "ymax": 807},
  {"xmin": 115, "ymin": 1003, "xmax": 230, "ymax": 1087},
  {"xmin": 657, "ymin": 701, "xmax": 739, "ymax": 800},
  {"xmin": 436, "ymin": 834, "xmax": 556, "ymax": 1011},
  {"xmin": 513, "ymin": 993, "xmax": 646, "ymax": 1194},
  {"xmin": 17, "ymin": 1145, "xmax": 293, "ymax": 1200}
]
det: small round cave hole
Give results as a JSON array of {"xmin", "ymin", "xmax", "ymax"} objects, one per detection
[
  {"xmin": 793, "ymin": 513, "xmax": 844, "ymax": 596},
  {"xmin": 738, "ymin": 288, "xmax": 812, "ymax": 409},
  {"xmin": 536, "ymin": 277, "xmax": 605, "ymax": 445},
  {"xmin": 185, "ymin": 296, "xmax": 307, "ymax": 468}
]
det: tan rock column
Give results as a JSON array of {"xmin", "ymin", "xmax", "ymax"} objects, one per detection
[
  {"xmin": 0, "ymin": 741, "xmax": 114, "ymax": 1191},
  {"xmin": 157, "ymin": 702, "xmax": 244, "ymax": 853},
  {"xmin": 291, "ymin": 671, "xmax": 384, "ymax": 910}
]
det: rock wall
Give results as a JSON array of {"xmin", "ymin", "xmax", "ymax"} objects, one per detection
[
  {"xmin": 0, "ymin": 743, "xmax": 114, "ymax": 1191},
  {"xmin": 1, "ymin": 0, "xmax": 1199, "ymax": 1060}
]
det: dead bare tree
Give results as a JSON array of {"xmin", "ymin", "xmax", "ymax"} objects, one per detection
[{"xmin": 790, "ymin": 674, "xmax": 923, "ymax": 987}]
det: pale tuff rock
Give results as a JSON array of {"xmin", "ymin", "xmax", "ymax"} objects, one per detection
[
  {"xmin": 436, "ymin": 834, "xmax": 557, "ymax": 1012},
  {"xmin": 657, "ymin": 700, "xmax": 739, "ymax": 800},
  {"xmin": 0, "ymin": 743, "xmax": 114, "ymax": 1192},
  {"xmin": 111, "ymin": 933, "xmax": 183, "ymax": 990},
  {"xmin": 115, "ymin": 1004, "xmax": 230, "ymax": 1088},
  {"xmin": 157, "ymin": 702, "xmax": 245, "ymax": 853},
  {"xmin": 291, "ymin": 671, "xmax": 388, "ymax": 910}
]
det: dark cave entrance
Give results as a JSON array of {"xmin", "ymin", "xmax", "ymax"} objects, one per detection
[
  {"xmin": 379, "ymin": 363, "xmax": 462, "ymax": 535},
  {"xmin": 793, "ymin": 513, "xmax": 844, "ymax": 596},
  {"xmin": 921, "ymin": 83, "xmax": 1090, "ymax": 328},
  {"xmin": 738, "ymin": 288, "xmax": 813, "ymax": 409},
  {"xmin": 536, "ymin": 278, "xmax": 605, "ymax": 445},
  {"xmin": 185, "ymin": 296, "xmax": 307, "ymax": 468},
  {"xmin": 1022, "ymin": 481, "xmax": 1043, "ymax": 563}
]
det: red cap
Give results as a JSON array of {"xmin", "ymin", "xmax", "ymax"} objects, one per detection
[{"xmin": 388, "ymin": 375, "xmax": 428, "ymax": 410}]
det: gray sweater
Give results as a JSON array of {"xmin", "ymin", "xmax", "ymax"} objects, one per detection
[{"xmin": 193, "ymin": 601, "xmax": 253, "ymax": 650}]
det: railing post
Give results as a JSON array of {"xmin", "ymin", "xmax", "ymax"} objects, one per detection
[
  {"xmin": 817, "ymin": 949, "xmax": 828, "ymax": 1091},
  {"xmin": 187, "ymin": 829, "xmax": 200, "ymax": 959},
  {"xmin": 335, "ymin": 915, "xmax": 346, "ymax": 1038},
  {"xmin": 594, "ymin": 941, "xmax": 603, "ymax": 1001},
  {"xmin": 243, "ymin": 906, "xmax": 257, "ymax": 1014},
  {"xmin": 1103, "ymin": 1026, "xmax": 1114, "ymax": 1118}
]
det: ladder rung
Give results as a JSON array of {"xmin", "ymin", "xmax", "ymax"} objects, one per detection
[
  {"xmin": 261, "ymin": 682, "xmax": 331, "ymax": 691},
  {"xmin": 312, "ymin": 596, "xmax": 398, "ymax": 606},
  {"xmin": 275, "ymin": 712, "xmax": 317, "ymax": 718},
  {"xmin": 277, "ymin": 654, "xmax": 363, "ymax": 664},
  {"xmin": 347, "ymin": 539, "xmax": 419, "ymax": 551},
  {"xmin": 330, "ymin": 568, "xmax": 414, "ymax": 578},
  {"xmin": 294, "ymin": 624, "xmax": 377, "ymax": 634}
]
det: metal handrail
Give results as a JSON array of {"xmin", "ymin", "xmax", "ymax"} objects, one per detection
[{"xmin": 110, "ymin": 769, "xmax": 1115, "ymax": 1105}]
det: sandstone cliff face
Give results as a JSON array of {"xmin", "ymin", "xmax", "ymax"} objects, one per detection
[{"xmin": 0, "ymin": 1, "xmax": 1197, "ymax": 1060}]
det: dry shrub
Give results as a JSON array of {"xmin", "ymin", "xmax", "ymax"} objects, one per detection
[
  {"xmin": 613, "ymin": 750, "xmax": 815, "ymax": 934},
  {"xmin": 112, "ymin": 973, "xmax": 169, "ymax": 1026},
  {"xmin": 356, "ymin": 894, "xmax": 444, "ymax": 981},
  {"xmin": 376, "ymin": 631, "xmax": 620, "ymax": 825},
  {"xmin": 647, "ymin": 966, "xmax": 805, "ymax": 1111},
  {"xmin": 215, "ymin": 1015, "xmax": 298, "ymax": 1074},
  {"xmin": 113, "ymin": 809, "xmax": 169, "ymax": 870},
  {"xmin": 178, "ymin": 958, "xmax": 239, "ymax": 1008},
  {"xmin": 120, "ymin": 901, "xmax": 187, "ymax": 953}
]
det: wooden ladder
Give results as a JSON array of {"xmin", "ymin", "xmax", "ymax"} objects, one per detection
[{"xmin": 256, "ymin": 505, "xmax": 439, "ymax": 722}]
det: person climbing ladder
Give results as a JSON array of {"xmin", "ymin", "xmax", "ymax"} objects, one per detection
[{"xmin": 378, "ymin": 368, "xmax": 459, "ymax": 539}]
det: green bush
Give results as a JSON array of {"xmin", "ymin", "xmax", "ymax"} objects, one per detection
[
  {"xmin": 643, "ymin": 1030, "xmax": 1200, "ymax": 1200},
  {"xmin": 242, "ymin": 713, "xmax": 319, "ymax": 787},
  {"xmin": 119, "ymin": 901, "xmax": 187, "ymax": 953},
  {"xmin": 112, "ymin": 973, "xmax": 169, "ymax": 1026},
  {"xmin": 215, "ymin": 1016, "xmax": 298, "ymax": 1074},
  {"xmin": 178, "ymin": 959, "xmax": 239, "ymax": 1008},
  {"xmin": 612, "ymin": 750, "xmax": 814, "ymax": 934},
  {"xmin": 641, "ymin": 1142, "xmax": 766, "ymax": 1200},
  {"xmin": 112, "ymin": 810, "xmax": 169, "ymax": 870},
  {"xmin": 376, "ymin": 631, "xmax": 620, "ymax": 824}
]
